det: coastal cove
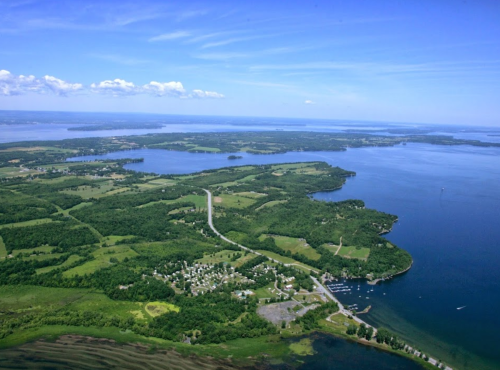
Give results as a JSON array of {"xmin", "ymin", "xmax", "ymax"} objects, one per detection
[{"xmin": 68, "ymin": 143, "xmax": 500, "ymax": 370}]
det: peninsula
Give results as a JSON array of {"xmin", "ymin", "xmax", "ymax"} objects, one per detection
[{"xmin": 0, "ymin": 140, "xmax": 445, "ymax": 369}]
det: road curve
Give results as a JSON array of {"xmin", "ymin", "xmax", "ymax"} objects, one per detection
[{"xmin": 203, "ymin": 189, "xmax": 374, "ymax": 330}]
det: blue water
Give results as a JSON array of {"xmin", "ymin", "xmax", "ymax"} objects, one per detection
[
  {"xmin": 294, "ymin": 334, "xmax": 424, "ymax": 370},
  {"xmin": 68, "ymin": 143, "xmax": 500, "ymax": 370}
]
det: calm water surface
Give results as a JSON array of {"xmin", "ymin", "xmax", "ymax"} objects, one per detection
[{"xmin": 69, "ymin": 143, "xmax": 500, "ymax": 370}]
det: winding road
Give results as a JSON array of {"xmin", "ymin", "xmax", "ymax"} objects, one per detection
[{"xmin": 203, "ymin": 188, "xmax": 375, "ymax": 331}]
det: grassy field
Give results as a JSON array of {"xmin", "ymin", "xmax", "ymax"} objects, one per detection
[
  {"xmin": 215, "ymin": 194, "xmax": 257, "ymax": 208},
  {"xmin": 322, "ymin": 243, "xmax": 341, "ymax": 255},
  {"xmin": 63, "ymin": 246, "xmax": 138, "ymax": 277},
  {"xmin": 103, "ymin": 235, "xmax": 137, "ymax": 246},
  {"xmin": 0, "ymin": 236, "xmax": 7, "ymax": 258},
  {"xmin": 102, "ymin": 187, "xmax": 130, "ymax": 196},
  {"xmin": 233, "ymin": 191, "xmax": 266, "ymax": 198},
  {"xmin": 212, "ymin": 174, "xmax": 257, "ymax": 187},
  {"xmin": 147, "ymin": 178, "xmax": 177, "ymax": 186},
  {"xmin": 36, "ymin": 255, "xmax": 83, "ymax": 275},
  {"xmin": 256, "ymin": 200, "xmax": 288, "ymax": 211},
  {"xmin": 0, "ymin": 218, "xmax": 53, "ymax": 229},
  {"xmin": 0, "ymin": 285, "xmax": 96, "ymax": 315},
  {"xmin": 256, "ymin": 250, "xmax": 318, "ymax": 273},
  {"xmin": 61, "ymin": 181, "xmax": 115, "ymax": 199},
  {"xmin": 139, "ymin": 194, "xmax": 207, "ymax": 209},
  {"xmin": 22, "ymin": 253, "xmax": 64, "ymax": 262},
  {"xmin": 337, "ymin": 246, "xmax": 370, "ymax": 260},
  {"xmin": 253, "ymin": 282, "xmax": 280, "ymax": 300},
  {"xmin": 259, "ymin": 235, "xmax": 321, "ymax": 261},
  {"xmin": 0, "ymin": 167, "xmax": 40, "ymax": 178},
  {"xmin": 144, "ymin": 301, "xmax": 180, "ymax": 317}
]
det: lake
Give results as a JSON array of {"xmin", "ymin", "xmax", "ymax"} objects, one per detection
[{"xmin": 68, "ymin": 142, "xmax": 500, "ymax": 370}]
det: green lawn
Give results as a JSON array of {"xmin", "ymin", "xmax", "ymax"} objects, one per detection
[
  {"xmin": 216, "ymin": 194, "xmax": 257, "ymax": 208},
  {"xmin": 337, "ymin": 246, "xmax": 370, "ymax": 260},
  {"xmin": 254, "ymin": 282, "xmax": 279, "ymax": 299},
  {"xmin": 63, "ymin": 246, "xmax": 138, "ymax": 277},
  {"xmin": 259, "ymin": 235, "xmax": 321, "ymax": 261}
]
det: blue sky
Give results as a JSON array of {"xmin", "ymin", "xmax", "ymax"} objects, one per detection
[{"xmin": 0, "ymin": 0, "xmax": 499, "ymax": 125}]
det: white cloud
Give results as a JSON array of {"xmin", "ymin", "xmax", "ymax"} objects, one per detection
[
  {"xmin": 1, "ymin": 69, "xmax": 224, "ymax": 99},
  {"xmin": 190, "ymin": 89, "xmax": 224, "ymax": 99},
  {"xmin": 143, "ymin": 81, "xmax": 185, "ymax": 97},
  {"xmin": 304, "ymin": 100, "xmax": 315, "ymax": 104},
  {"xmin": 0, "ymin": 69, "xmax": 81, "ymax": 96},
  {"xmin": 149, "ymin": 31, "xmax": 190, "ymax": 42},
  {"xmin": 90, "ymin": 79, "xmax": 137, "ymax": 96},
  {"xmin": 43, "ymin": 75, "xmax": 83, "ymax": 95}
]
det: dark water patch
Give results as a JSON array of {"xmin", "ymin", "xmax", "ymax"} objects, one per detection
[{"xmin": 268, "ymin": 334, "xmax": 424, "ymax": 370}]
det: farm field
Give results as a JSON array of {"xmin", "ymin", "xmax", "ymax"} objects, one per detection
[
  {"xmin": 255, "ymin": 250, "xmax": 318, "ymax": 273},
  {"xmin": 337, "ymin": 246, "xmax": 370, "ymax": 260},
  {"xmin": 259, "ymin": 235, "xmax": 322, "ymax": 261},
  {"xmin": 63, "ymin": 246, "xmax": 138, "ymax": 277},
  {"xmin": 214, "ymin": 193, "xmax": 257, "ymax": 208}
]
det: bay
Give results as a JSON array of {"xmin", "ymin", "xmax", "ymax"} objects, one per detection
[{"xmin": 69, "ymin": 143, "xmax": 500, "ymax": 370}]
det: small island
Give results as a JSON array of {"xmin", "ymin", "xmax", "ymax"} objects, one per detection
[{"xmin": 227, "ymin": 155, "xmax": 243, "ymax": 160}]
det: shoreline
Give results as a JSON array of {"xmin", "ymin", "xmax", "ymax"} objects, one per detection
[{"xmin": 368, "ymin": 260, "xmax": 413, "ymax": 285}]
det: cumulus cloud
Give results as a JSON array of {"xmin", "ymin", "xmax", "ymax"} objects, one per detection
[
  {"xmin": 143, "ymin": 81, "xmax": 185, "ymax": 96},
  {"xmin": 1, "ymin": 69, "xmax": 224, "ymax": 99},
  {"xmin": 43, "ymin": 75, "xmax": 83, "ymax": 95},
  {"xmin": 90, "ymin": 78, "xmax": 137, "ymax": 96},
  {"xmin": 0, "ymin": 70, "xmax": 82, "ymax": 96}
]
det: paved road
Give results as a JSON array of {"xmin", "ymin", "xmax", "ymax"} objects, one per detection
[
  {"xmin": 204, "ymin": 189, "xmax": 374, "ymax": 330},
  {"xmin": 204, "ymin": 189, "xmax": 280, "ymax": 263}
]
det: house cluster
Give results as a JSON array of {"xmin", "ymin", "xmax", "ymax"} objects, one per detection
[{"xmin": 153, "ymin": 260, "xmax": 252, "ymax": 295}]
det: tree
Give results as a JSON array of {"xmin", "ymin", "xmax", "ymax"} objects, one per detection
[
  {"xmin": 365, "ymin": 326, "xmax": 374, "ymax": 341},
  {"xmin": 357, "ymin": 323, "xmax": 367, "ymax": 338},
  {"xmin": 346, "ymin": 323, "xmax": 357, "ymax": 335}
]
